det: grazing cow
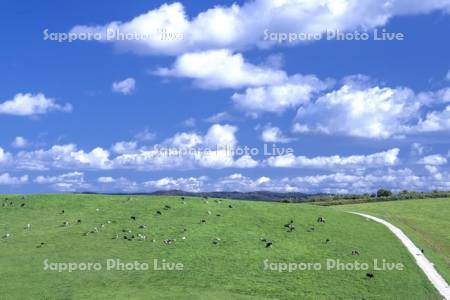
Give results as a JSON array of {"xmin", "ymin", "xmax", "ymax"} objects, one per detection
[
  {"xmin": 37, "ymin": 242, "xmax": 45, "ymax": 248},
  {"xmin": 325, "ymin": 238, "xmax": 330, "ymax": 244},
  {"xmin": 156, "ymin": 211, "xmax": 162, "ymax": 215},
  {"xmin": 181, "ymin": 236, "xmax": 186, "ymax": 240},
  {"xmin": 63, "ymin": 221, "xmax": 69, "ymax": 227},
  {"xmin": 307, "ymin": 226, "xmax": 315, "ymax": 232},
  {"xmin": 182, "ymin": 228, "xmax": 188, "ymax": 232},
  {"xmin": 207, "ymin": 211, "xmax": 212, "ymax": 215},
  {"xmin": 265, "ymin": 241, "xmax": 273, "ymax": 248},
  {"xmin": 201, "ymin": 219, "xmax": 207, "ymax": 224},
  {"xmin": 20, "ymin": 203, "xmax": 26, "ymax": 207},
  {"xmin": 96, "ymin": 208, "xmax": 100, "ymax": 212},
  {"xmin": 139, "ymin": 225, "xmax": 147, "ymax": 229},
  {"xmin": 164, "ymin": 239, "xmax": 174, "ymax": 245},
  {"xmin": 164, "ymin": 205, "xmax": 171, "ymax": 210},
  {"xmin": 61, "ymin": 210, "xmax": 65, "ymax": 214},
  {"xmin": 77, "ymin": 220, "xmax": 82, "ymax": 224},
  {"xmin": 366, "ymin": 273, "xmax": 374, "ymax": 279},
  {"xmin": 100, "ymin": 224, "xmax": 105, "ymax": 228},
  {"xmin": 131, "ymin": 216, "xmax": 136, "ymax": 220},
  {"xmin": 3, "ymin": 233, "xmax": 10, "ymax": 239},
  {"xmin": 216, "ymin": 214, "xmax": 221, "ymax": 217},
  {"xmin": 181, "ymin": 197, "xmax": 185, "ymax": 200},
  {"xmin": 317, "ymin": 217, "xmax": 326, "ymax": 223},
  {"xmin": 182, "ymin": 201, "xmax": 187, "ymax": 204},
  {"xmin": 228, "ymin": 205, "xmax": 233, "ymax": 208},
  {"xmin": 25, "ymin": 224, "xmax": 31, "ymax": 230},
  {"xmin": 212, "ymin": 237, "xmax": 221, "ymax": 244},
  {"xmin": 284, "ymin": 220, "xmax": 295, "ymax": 232},
  {"xmin": 352, "ymin": 250, "xmax": 360, "ymax": 256}
]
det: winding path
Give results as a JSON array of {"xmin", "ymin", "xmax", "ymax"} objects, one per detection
[{"xmin": 350, "ymin": 212, "xmax": 450, "ymax": 300}]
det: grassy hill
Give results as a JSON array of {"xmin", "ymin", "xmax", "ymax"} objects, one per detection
[
  {"xmin": 0, "ymin": 194, "xmax": 441, "ymax": 299},
  {"xmin": 337, "ymin": 198, "xmax": 450, "ymax": 284}
]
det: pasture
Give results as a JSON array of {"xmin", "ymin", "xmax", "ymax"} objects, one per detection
[
  {"xmin": 0, "ymin": 194, "xmax": 441, "ymax": 299},
  {"xmin": 339, "ymin": 198, "xmax": 450, "ymax": 284}
]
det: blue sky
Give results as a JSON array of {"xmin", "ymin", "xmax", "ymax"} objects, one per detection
[{"xmin": 1, "ymin": 0, "xmax": 449, "ymax": 193}]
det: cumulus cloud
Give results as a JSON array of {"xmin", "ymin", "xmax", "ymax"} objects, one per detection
[
  {"xmin": 4, "ymin": 124, "xmax": 255, "ymax": 172},
  {"xmin": 416, "ymin": 105, "xmax": 450, "ymax": 132},
  {"xmin": 0, "ymin": 147, "xmax": 12, "ymax": 164},
  {"xmin": 0, "ymin": 173, "xmax": 28, "ymax": 185},
  {"xmin": 260, "ymin": 125, "xmax": 293, "ymax": 143},
  {"xmin": 154, "ymin": 49, "xmax": 287, "ymax": 89},
  {"xmin": 143, "ymin": 176, "xmax": 208, "ymax": 192},
  {"xmin": 232, "ymin": 74, "xmax": 330, "ymax": 116},
  {"xmin": 417, "ymin": 154, "xmax": 448, "ymax": 165},
  {"xmin": 11, "ymin": 137, "xmax": 28, "ymax": 148},
  {"xmin": 0, "ymin": 93, "xmax": 72, "ymax": 116},
  {"xmin": 34, "ymin": 171, "xmax": 89, "ymax": 191},
  {"xmin": 98, "ymin": 176, "xmax": 116, "ymax": 183},
  {"xmin": 70, "ymin": 1, "xmax": 450, "ymax": 55},
  {"xmin": 295, "ymin": 83, "xmax": 421, "ymax": 139},
  {"xmin": 112, "ymin": 78, "xmax": 136, "ymax": 95},
  {"xmin": 265, "ymin": 148, "xmax": 400, "ymax": 169},
  {"xmin": 111, "ymin": 141, "xmax": 137, "ymax": 154},
  {"xmin": 15, "ymin": 144, "xmax": 111, "ymax": 171},
  {"xmin": 134, "ymin": 128, "xmax": 156, "ymax": 141}
]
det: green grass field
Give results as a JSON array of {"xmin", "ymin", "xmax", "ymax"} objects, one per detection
[
  {"xmin": 0, "ymin": 195, "xmax": 441, "ymax": 299},
  {"xmin": 338, "ymin": 198, "xmax": 450, "ymax": 285}
]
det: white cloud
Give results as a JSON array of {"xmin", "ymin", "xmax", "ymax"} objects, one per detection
[
  {"xmin": 232, "ymin": 74, "xmax": 330, "ymax": 116},
  {"xmin": 418, "ymin": 154, "xmax": 448, "ymax": 166},
  {"xmin": 0, "ymin": 93, "xmax": 72, "ymax": 116},
  {"xmin": 261, "ymin": 125, "xmax": 293, "ymax": 143},
  {"xmin": 416, "ymin": 105, "xmax": 450, "ymax": 132},
  {"xmin": 181, "ymin": 117, "xmax": 196, "ymax": 127},
  {"xmin": 70, "ymin": 1, "xmax": 450, "ymax": 55},
  {"xmin": 203, "ymin": 124, "xmax": 238, "ymax": 148},
  {"xmin": 204, "ymin": 112, "xmax": 233, "ymax": 123},
  {"xmin": 112, "ymin": 78, "xmax": 136, "ymax": 95},
  {"xmin": 143, "ymin": 176, "xmax": 208, "ymax": 192},
  {"xmin": 134, "ymin": 129, "xmax": 156, "ymax": 141},
  {"xmin": 155, "ymin": 49, "xmax": 287, "ymax": 89},
  {"xmin": 0, "ymin": 147, "xmax": 12, "ymax": 164},
  {"xmin": 11, "ymin": 136, "xmax": 28, "ymax": 148},
  {"xmin": 266, "ymin": 148, "xmax": 400, "ymax": 169},
  {"xmin": 0, "ymin": 173, "xmax": 28, "ymax": 185},
  {"xmin": 97, "ymin": 176, "xmax": 116, "ymax": 183},
  {"xmin": 15, "ymin": 144, "xmax": 111, "ymax": 171},
  {"xmin": 34, "ymin": 171, "xmax": 89, "ymax": 191},
  {"xmin": 111, "ymin": 141, "xmax": 137, "ymax": 154},
  {"xmin": 296, "ymin": 84, "xmax": 420, "ymax": 139}
]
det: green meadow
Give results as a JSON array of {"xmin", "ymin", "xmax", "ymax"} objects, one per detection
[
  {"xmin": 0, "ymin": 195, "xmax": 441, "ymax": 299},
  {"xmin": 339, "ymin": 198, "xmax": 450, "ymax": 284}
]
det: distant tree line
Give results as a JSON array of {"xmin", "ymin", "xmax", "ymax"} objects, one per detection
[{"xmin": 304, "ymin": 189, "xmax": 450, "ymax": 206}]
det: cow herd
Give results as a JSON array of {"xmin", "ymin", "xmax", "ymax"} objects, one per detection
[{"xmin": 1, "ymin": 195, "xmax": 373, "ymax": 279}]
